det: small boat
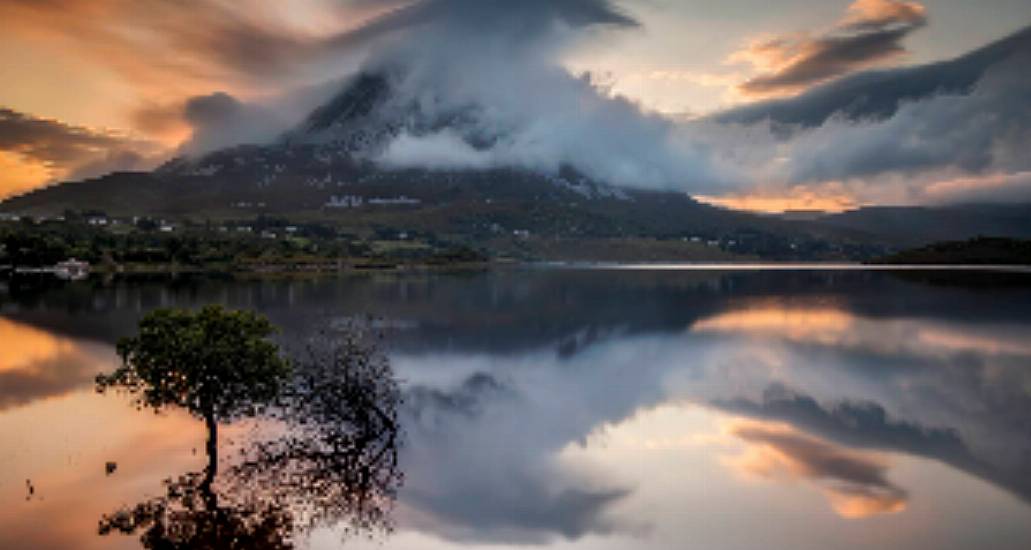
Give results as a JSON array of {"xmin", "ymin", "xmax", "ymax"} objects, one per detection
[{"xmin": 53, "ymin": 259, "xmax": 91, "ymax": 281}]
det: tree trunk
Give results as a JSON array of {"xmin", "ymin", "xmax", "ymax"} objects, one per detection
[{"xmin": 200, "ymin": 410, "xmax": 219, "ymax": 509}]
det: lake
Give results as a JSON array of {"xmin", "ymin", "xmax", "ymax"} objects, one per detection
[{"xmin": 2, "ymin": 267, "xmax": 1031, "ymax": 549}]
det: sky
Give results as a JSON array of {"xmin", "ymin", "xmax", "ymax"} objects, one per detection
[{"xmin": 0, "ymin": 0, "xmax": 1029, "ymax": 211}]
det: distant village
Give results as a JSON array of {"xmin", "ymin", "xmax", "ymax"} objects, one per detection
[{"xmin": 0, "ymin": 206, "xmax": 489, "ymax": 277}]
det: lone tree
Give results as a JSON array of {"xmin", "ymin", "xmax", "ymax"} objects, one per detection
[
  {"xmin": 96, "ymin": 316, "xmax": 403, "ymax": 548},
  {"xmin": 97, "ymin": 305, "xmax": 291, "ymax": 492}
]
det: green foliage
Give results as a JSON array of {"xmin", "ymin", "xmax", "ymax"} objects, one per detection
[
  {"xmin": 97, "ymin": 305, "xmax": 291, "ymax": 422},
  {"xmin": 1, "ymin": 231, "xmax": 70, "ymax": 266},
  {"xmin": 0, "ymin": 218, "xmax": 487, "ymax": 271}
]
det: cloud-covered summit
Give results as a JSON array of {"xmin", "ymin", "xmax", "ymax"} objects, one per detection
[{"xmin": 2, "ymin": 0, "xmax": 1030, "ymax": 208}]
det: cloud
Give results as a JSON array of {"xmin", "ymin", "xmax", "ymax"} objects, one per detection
[
  {"xmin": 923, "ymin": 171, "xmax": 1031, "ymax": 204},
  {"xmin": 732, "ymin": 0, "xmax": 928, "ymax": 96},
  {"xmin": 777, "ymin": 51, "xmax": 1031, "ymax": 185},
  {"xmin": 700, "ymin": 28, "xmax": 1031, "ymax": 205},
  {"xmin": 0, "ymin": 318, "xmax": 114, "ymax": 411},
  {"xmin": 0, "ymin": 0, "xmax": 347, "ymax": 94},
  {"xmin": 715, "ymin": 384, "xmax": 1031, "ymax": 504},
  {"xmin": 2, "ymin": 0, "xmax": 1027, "ymax": 206},
  {"xmin": 715, "ymin": 25, "xmax": 1031, "ymax": 127},
  {"xmin": 399, "ymin": 369, "xmax": 632, "ymax": 544},
  {"xmin": 0, "ymin": 0, "xmax": 391, "ymax": 159},
  {"xmin": 379, "ymin": 129, "xmax": 494, "ymax": 170},
  {"xmin": 178, "ymin": 92, "xmax": 289, "ymax": 155},
  {"xmin": 0, "ymin": 107, "xmax": 160, "ymax": 185},
  {"xmin": 726, "ymin": 420, "xmax": 908, "ymax": 518},
  {"xmin": 308, "ymin": 0, "xmax": 734, "ymax": 191}
]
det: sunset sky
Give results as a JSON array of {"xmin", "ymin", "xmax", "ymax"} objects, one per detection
[{"xmin": 1, "ymin": 0, "xmax": 1029, "ymax": 210}]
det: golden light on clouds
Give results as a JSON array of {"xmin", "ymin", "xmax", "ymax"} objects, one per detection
[
  {"xmin": 0, "ymin": 317, "xmax": 90, "ymax": 372},
  {"xmin": 693, "ymin": 306, "xmax": 855, "ymax": 339},
  {"xmin": 0, "ymin": 151, "xmax": 53, "ymax": 198},
  {"xmin": 723, "ymin": 419, "xmax": 908, "ymax": 519},
  {"xmin": 729, "ymin": 0, "xmax": 928, "ymax": 97},
  {"xmin": 0, "ymin": 389, "xmax": 207, "ymax": 550},
  {"xmin": 0, "ymin": 317, "xmax": 117, "ymax": 411},
  {"xmin": 697, "ymin": 190, "xmax": 858, "ymax": 214},
  {"xmin": 694, "ymin": 303, "xmax": 1031, "ymax": 363}
]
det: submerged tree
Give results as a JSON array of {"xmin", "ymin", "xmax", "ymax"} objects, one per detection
[
  {"xmin": 98, "ymin": 471, "xmax": 294, "ymax": 550},
  {"xmin": 96, "ymin": 311, "xmax": 403, "ymax": 548},
  {"xmin": 96, "ymin": 305, "xmax": 291, "ymax": 493},
  {"xmin": 238, "ymin": 326, "xmax": 403, "ymax": 536}
]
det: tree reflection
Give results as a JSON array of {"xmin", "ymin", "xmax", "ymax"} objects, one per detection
[
  {"xmin": 98, "ymin": 471, "xmax": 294, "ymax": 549},
  {"xmin": 97, "ymin": 319, "xmax": 402, "ymax": 549}
]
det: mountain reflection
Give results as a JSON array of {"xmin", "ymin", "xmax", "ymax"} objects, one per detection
[{"xmin": 97, "ymin": 328, "xmax": 402, "ymax": 549}]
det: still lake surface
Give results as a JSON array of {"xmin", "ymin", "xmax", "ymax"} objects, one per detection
[{"xmin": 2, "ymin": 266, "xmax": 1031, "ymax": 549}]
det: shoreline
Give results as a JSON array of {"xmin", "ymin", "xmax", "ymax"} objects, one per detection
[
  {"xmin": 5, "ymin": 260, "xmax": 1031, "ymax": 282},
  {"xmin": 537, "ymin": 261, "xmax": 1031, "ymax": 272}
]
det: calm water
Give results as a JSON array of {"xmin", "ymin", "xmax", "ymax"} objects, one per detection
[{"xmin": 2, "ymin": 267, "xmax": 1031, "ymax": 549}]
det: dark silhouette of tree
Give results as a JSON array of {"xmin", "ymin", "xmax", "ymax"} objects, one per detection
[
  {"xmin": 98, "ymin": 471, "xmax": 294, "ymax": 550},
  {"xmin": 96, "ymin": 316, "xmax": 403, "ymax": 549},
  {"xmin": 238, "ymin": 327, "xmax": 403, "ymax": 536},
  {"xmin": 96, "ymin": 305, "xmax": 291, "ymax": 495}
]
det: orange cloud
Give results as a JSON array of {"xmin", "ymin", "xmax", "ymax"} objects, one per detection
[
  {"xmin": 843, "ymin": 0, "xmax": 927, "ymax": 30},
  {"xmin": 724, "ymin": 420, "xmax": 908, "ymax": 519},
  {"xmin": 0, "ymin": 0, "xmax": 420, "ymax": 194},
  {"xmin": 0, "ymin": 317, "xmax": 117, "ymax": 410},
  {"xmin": 0, "ymin": 108, "xmax": 160, "ymax": 197},
  {"xmin": 0, "ymin": 151, "xmax": 52, "ymax": 198},
  {"xmin": 731, "ymin": 0, "xmax": 928, "ymax": 97},
  {"xmin": 697, "ymin": 182, "xmax": 859, "ymax": 213},
  {"xmin": 694, "ymin": 306, "xmax": 854, "ymax": 335}
]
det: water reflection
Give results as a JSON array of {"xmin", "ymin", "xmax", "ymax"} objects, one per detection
[
  {"xmin": 95, "ymin": 327, "xmax": 402, "ymax": 549},
  {"xmin": 2, "ymin": 268, "xmax": 1031, "ymax": 549},
  {"xmin": 0, "ymin": 317, "xmax": 113, "ymax": 411},
  {"xmin": 723, "ymin": 419, "xmax": 908, "ymax": 519}
]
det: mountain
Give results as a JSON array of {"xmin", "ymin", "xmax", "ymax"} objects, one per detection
[
  {"xmin": 4, "ymin": 66, "xmax": 1031, "ymax": 260},
  {"xmin": 817, "ymin": 204, "xmax": 1031, "ymax": 246},
  {"xmin": 714, "ymin": 25, "xmax": 1031, "ymax": 127},
  {"xmin": 0, "ymin": 70, "xmax": 828, "ymax": 249}
]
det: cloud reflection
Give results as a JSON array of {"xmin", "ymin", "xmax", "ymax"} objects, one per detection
[
  {"xmin": 0, "ymin": 317, "xmax": 115, "ymax": 411},
  {"xmin": 725, "ymin": 420, "xmax": 908, "ymax": 518}
]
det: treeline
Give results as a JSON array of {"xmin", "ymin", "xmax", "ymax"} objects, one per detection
[
  {"xmin": 0, "ymin": 216, "xmax": 487, "ymax": 270},
  {"xmin": 870, "ymin": 237, "xmax": 1031, "ymax": 265}
]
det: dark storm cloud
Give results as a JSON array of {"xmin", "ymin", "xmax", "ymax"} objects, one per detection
[
  {"xmin": 0, "ymin": 108, "xmax": 158, "ymax": 175},
  {"xmin": 736, "ymin": 0, "xmax": 928, "ymax": 96}
]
